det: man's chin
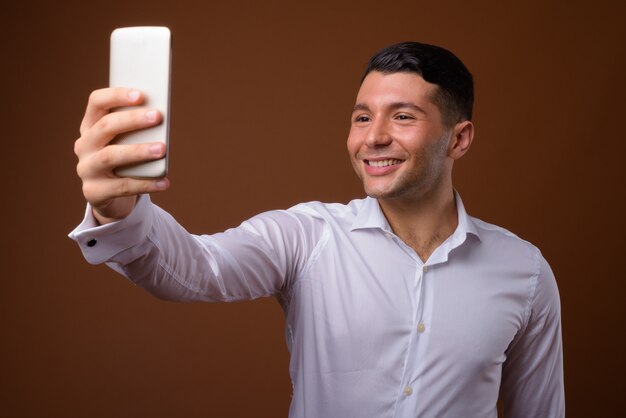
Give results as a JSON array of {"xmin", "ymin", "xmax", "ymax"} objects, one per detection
[
  {"xmin": 359, "ymin": 172, "xmax": 405, "ymax": 199},
  {"xmin": 363, "ymin": 181, "xmax": 420, "ymax": 202},
  {"xmin": 363, "ymin": 185, "xmax": 396, "ymax": 200}
]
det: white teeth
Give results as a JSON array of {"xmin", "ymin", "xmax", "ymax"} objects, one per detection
[{"xmin": 368, "ymin": 159, "xmax": 402, "ymax": 167}]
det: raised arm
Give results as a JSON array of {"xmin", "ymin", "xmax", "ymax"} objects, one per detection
[{"xmin": 70, "ymin": 194, "xmax": 324, "ymax": 303}]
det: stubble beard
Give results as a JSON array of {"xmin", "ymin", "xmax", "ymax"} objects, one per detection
[{"xmin": 360, "ymin": 130, "xmax": 452, "ymax": 202}]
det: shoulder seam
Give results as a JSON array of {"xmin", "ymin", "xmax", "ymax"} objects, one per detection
[{"xmin": 523, "ymin": 247, "xmax": 542, "ymax": 328}]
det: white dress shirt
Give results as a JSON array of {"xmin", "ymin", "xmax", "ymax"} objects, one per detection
[{"xmin": 69, "ymin": 193, "xmax": 564, "ymax": 418}]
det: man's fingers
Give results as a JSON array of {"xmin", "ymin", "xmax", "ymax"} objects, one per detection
[
  {"xmin": 90, "ymin": 108, "xmax": 162, "ymax": 148},
  {"xmin": 80, "ymin": 87, "xmax": 144, "ymax": 135},
  {"xmin": 83, "ymin": 176, "xmax": 170, "ymax": 208},
  {"xmin": 107, "ymin": 176, "xmax": 169, "ymax": 197},
  {"xmin": 75, "ymin": 108, "xmax": 162, "ymax": 157},
  {"xmin": 77, "ymin": 142, "xmax": 165, "ymax": 179},
  {"xmin": 74, "ymin": 87, "xmax": 169, "ymax": 223}
]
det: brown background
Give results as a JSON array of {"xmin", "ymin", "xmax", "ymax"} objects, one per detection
[{"xmin": 1, "ymin": 0, "xmax": 624, "ymax": 416}]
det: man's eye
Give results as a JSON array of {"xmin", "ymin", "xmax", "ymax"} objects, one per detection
[
  {"xmin": 354, "ymin": 115, "xmax": 370, "ymax": 122},
  {"xmin": 397, "ymin": 114, "xmax": 413, "ymax": 120}
]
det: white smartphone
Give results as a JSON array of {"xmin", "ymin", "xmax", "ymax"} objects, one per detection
[{"xmin": 110, "ymin": 26, "xmax": 171, "ymax": 178}]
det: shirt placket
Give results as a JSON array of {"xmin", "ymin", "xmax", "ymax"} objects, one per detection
[{"xmin": 387, "ymin": 235, "xmax": 433, "ymax": 417}]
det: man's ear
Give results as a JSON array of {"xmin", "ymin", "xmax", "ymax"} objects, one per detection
[{"xmin": 448, "ymin": 120, "xmax": 474, "ymax": 160}]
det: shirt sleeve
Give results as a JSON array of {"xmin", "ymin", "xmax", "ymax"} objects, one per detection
[
  {"xmin": 68, "ymin": 195, "xmax": 324, "ymax": 302},
  {"xmin": 499, "ymin": 254, "xmax": 565, "ymax": 417}
]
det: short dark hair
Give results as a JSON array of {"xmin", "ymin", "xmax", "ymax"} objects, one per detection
[{"xmin": 363, "ymin": 42, "xmax": 473, "ymax": 126}]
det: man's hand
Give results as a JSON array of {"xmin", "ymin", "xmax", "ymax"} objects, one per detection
[{"xmin": 74, "ymin": 87, "xmax": 170, "ymax": 225}]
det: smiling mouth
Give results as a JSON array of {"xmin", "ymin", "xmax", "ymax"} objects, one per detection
[{"xmin": 365, "ymin": 159, "xmax": 404, "ymax": 167}]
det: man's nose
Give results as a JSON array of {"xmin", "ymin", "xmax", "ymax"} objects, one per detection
[{"xmin": 365, "ymin": 118, "xmax": 392, "ymax": 147}]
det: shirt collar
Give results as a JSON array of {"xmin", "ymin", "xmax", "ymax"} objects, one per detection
[
  {"xmin": 350, "ymin": 196, "xmax": 393, "ymax": 233},
  {"xmin": 350, "ymin": 192, "xmax": 482, "ymax": 243},
  {"xmin": 429, "ymin": 193, "xmax": 480, "ymax": 264},
  {"xmin": 454, "ymin": 191, "xmax": 481, "ymax": 243}
]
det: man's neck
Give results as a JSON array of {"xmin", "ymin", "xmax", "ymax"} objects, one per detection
[{"xmin": 378, "ymin": 186, "xmax": 458, "ymax": 263}]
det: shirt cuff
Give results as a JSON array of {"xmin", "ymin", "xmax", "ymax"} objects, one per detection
[{"xmin": 67, "ymin": 194, "xmax": 154, "ymax": 265}]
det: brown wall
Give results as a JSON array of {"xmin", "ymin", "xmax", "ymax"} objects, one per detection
[{"xmin": 2, "ymin": 0, "xmax": 624, "ymax": 416}]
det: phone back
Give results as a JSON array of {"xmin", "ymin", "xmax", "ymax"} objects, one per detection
[{"xmin": 110, "ymin": 26, "xmax": 171, "ymax": 178}]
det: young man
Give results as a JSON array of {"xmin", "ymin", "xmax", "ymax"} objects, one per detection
[{"xmin": 70, "ymin": 42, "xmax": 564, "ymax": 417}]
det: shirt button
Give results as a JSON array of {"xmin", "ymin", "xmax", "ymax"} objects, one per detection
[
  {"xmin": 418, "ymin": 323, "xmax": 426, "ymax": 333},
  {"xmin": 403, "ymin": 386, "xmax": 413, "ymax": 396},
  {"xmin": 422, "ymin": 265, "xmax": 428, "ymax": 273},
  {"xmin": 87, "ymin": 239, "xmax": 97, "ymax": 247},
  {"xmin": 385, "ymin": 232, "xmax": 393, "ymax": 239}
]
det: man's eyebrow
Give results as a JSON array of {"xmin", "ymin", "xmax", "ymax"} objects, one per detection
[
  {"xmin": 388, "ymin": 102, "xmax": 427, "ymax": 114},
  {"xmin": 351, "ymin": 102, "xmax": 427, "ymax": 114},
  {"xmin": 352, "ymin": 103, "xmax": 370, "ymax": 113}
]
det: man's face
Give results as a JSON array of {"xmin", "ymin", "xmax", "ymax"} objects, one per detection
[{"xmin": 347, "ymin": 71, "xmax": 452, "ymax": 202}]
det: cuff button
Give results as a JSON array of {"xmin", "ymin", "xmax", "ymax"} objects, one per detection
[{"xmin": 87, "ymin": 239, "xmax": 97, "ymax": 247}]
